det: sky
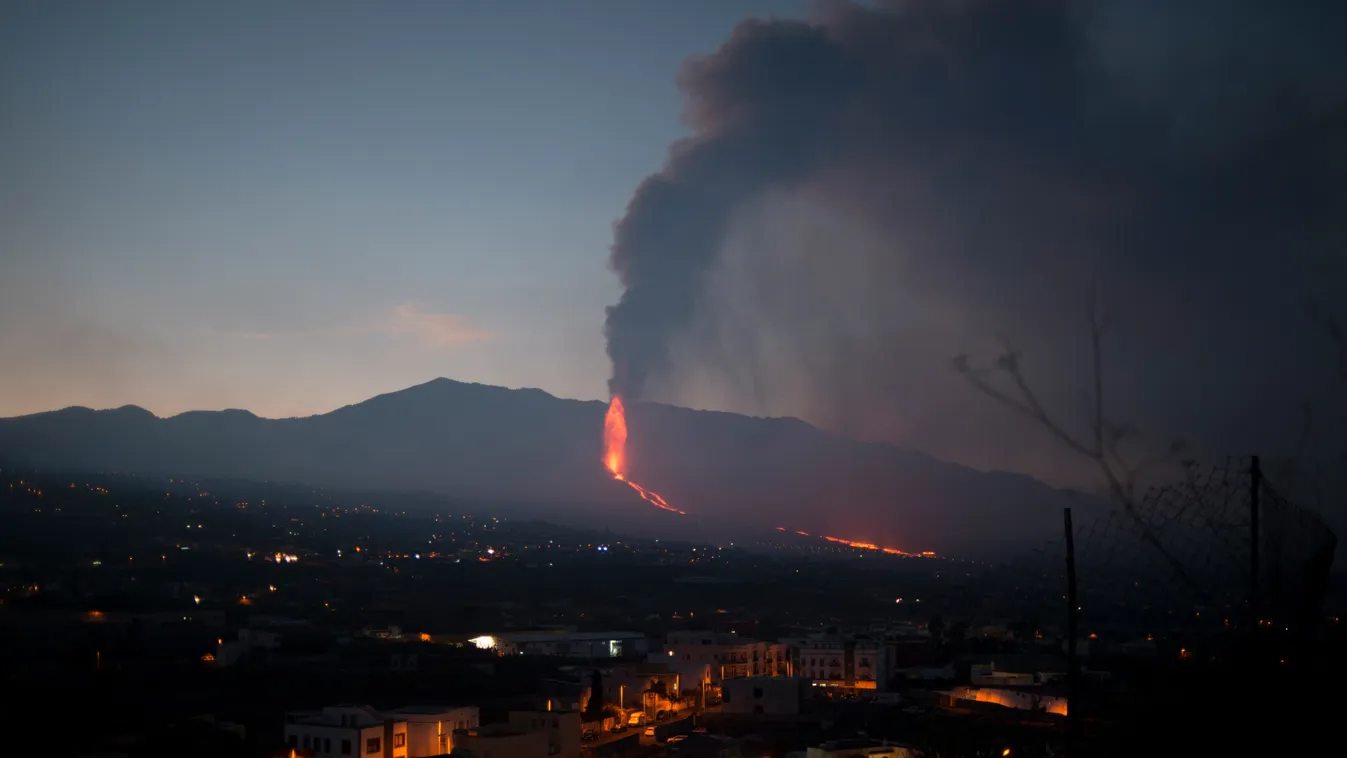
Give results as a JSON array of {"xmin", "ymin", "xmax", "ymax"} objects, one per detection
[
  {"xmin": 2, "ymin": 0, "xmax": 1345, "ymax": 497},
  {"xmin": 0, "ymin": 0, "xmax": 807, "ymax": 419}
]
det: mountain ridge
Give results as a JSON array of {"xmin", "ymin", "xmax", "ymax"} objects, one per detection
[{"xmin": 0, "ymin": 377, "xmax": 1101, "ymax": 558}]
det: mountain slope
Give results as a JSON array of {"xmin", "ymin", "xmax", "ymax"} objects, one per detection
[{"xmin": 0, "ymin": 378, "xmax": 1096, "ymax": 557}]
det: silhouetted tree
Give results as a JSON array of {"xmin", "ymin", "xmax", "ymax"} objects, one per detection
[
  {"xmin": 583, "ymin": 668, "xmax": 605, "ymax": 718},
  {"xmin": 954, "ymin": 294, "xmax": 1198, "ymax": 593}
]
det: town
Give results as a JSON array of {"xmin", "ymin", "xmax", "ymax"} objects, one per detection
[{"xmin": 5, "ymin": 467, "xmax": 1337, "ymax": 758}]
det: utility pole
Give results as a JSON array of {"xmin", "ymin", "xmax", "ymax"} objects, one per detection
[
  {"xmin": 1064, "ymin": 507, "xmax": 1078, "ymax": 756},
  {"xmin": 1250, "ymin": 455, "xmax": 1261, "ymax": 633}
]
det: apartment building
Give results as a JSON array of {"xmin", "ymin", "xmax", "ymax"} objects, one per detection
[
  {"xmin": 664, "ymin": 631, "xmax": 789, "ymax": 684},
  {"xmin": 283, "ymin": 705, "xmax": 408, "ymax": 758},
  {"xmin": 788, "ymin": 635, "xmax": 893, "ymax": 691},
  {"xmin": 381, "ymin": 705, "xmax": 479, "ymax": 757}
]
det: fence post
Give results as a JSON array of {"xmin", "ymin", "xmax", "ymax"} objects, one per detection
[
  {"xmin": 1064, "ymin": 507, "xmax": 1078, "ymax": 755},
  {"xmin": 1250, "ymin": 455, "xmax": 1261, "ymax": 632}
]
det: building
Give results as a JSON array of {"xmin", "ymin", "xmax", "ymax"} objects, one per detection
[
  {"xmin": 664, "ymin": 631, "xmax": 789, "ymax": 683},
  {"xmin": 721, "ymin": 677, "xmax": 811, "ymax": 716},
  {"xmin": 600, "ymin": 661, "xmax": 710, "ymax": 712},
  {"xmin": 964, "ymin": 654, "xmax": 1065, "ymax": 686},
  {"xmin": 507, "ymin": 709, "xmax": 580, "ymax": 758},
  {"xmin": 382, "ymin": 706, "xmax": 478, "ymax": 757},
  {"xmin": 788, "ymin": 635, "xmax": 892, "ymax": 690},
  {"xmin": 449, "ymin": 710, "xmax": 579, "ymax": 758},
  {"xmin": 945, "ymin": 686, "xmax": 1068, "ymax": 716},
  {"xmin": 470, "ymin": 630, "xmax": 649, "ymax": 660},
  {"xmin": 805, "ymin": 739, "xmax": 914, "ymax": 757},
  {"xmin": 284, "ymin": 705, "xmax": 408, "ymax": 758},
  {"xmin": 969, "ymin": 662, "xmax": 1035, "ymax": 687},
  {"xmin": 449, "ymin": 726, "xmax": 548, "ymax": 758}
]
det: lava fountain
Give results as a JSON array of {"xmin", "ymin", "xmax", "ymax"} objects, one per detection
[
  {"xmin": 602, "ymin": 396, "xmax": 932, "ymax": 555},
  {"xmin": 603, "ymin": 396, "xmax": 685, "ymax": 515}
]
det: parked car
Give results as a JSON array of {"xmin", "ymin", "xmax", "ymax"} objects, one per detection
[
  {"xmin": 609, "ymin": 723, "xmax": 627, "ymax": 734},
  {"xmin": 644, "ymin": 725, "xmax": 656, "ymax": 737},
  {"xmin": 581, "ymin": 729, "xmax": 598, "ymax": 741}
]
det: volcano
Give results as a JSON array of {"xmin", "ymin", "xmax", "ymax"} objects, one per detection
[{"xmin": 0, "ymin": 378, "xmax": 1097, "ymax": 559}]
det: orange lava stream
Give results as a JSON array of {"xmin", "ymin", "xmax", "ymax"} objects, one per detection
[
  {"xmin": 604, "ymin": 396, "xmax": 686, "ymax": 516},
  {"xmin": 604, "ymin": 397, "xmax": 934, "ymax": 553},
  {"xmin": 780, "ymin": 527, "xmax": 937, "ymax": 558}
]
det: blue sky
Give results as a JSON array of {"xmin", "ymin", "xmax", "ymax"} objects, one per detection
[{"xmin": 0, "ymin": 0, "xmax": 807, "ymax": 417}]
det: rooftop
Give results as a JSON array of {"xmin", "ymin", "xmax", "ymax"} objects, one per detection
[
  {"xmin": 385, "ymin": 705, "xmax": 474, "ymax": 715},
  {"xmin": 287, "ymin": 705, "xmax": 385, "ymax": 728},
  {"xmin": 818, "ymin": 738, "xmax": 912, "ymax": 749},
  {"xmin": 501, "ymin": 630, "xmax": 643, "ymax": 642}
]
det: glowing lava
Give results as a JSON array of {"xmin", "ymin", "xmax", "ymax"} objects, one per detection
[
  {"xmin": 603, "ymin": 395, "xmax": 627, "ymax": 477},
  {"xmin": 603, "ymin": 397, "xmax": 935, "ymax": 555},
  {"xmin": 779, "ymin": 527, "xmax": 935, "ymax": 558},
  {"xmin": 603, "ymin": 396, "xmax": 686, "ymax": 515}
]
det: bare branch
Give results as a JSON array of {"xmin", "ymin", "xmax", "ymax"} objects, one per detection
[
  {"xmin": 1305, "ymin": 301, "xmax": 1347, "ymax": 385},
  {"xmin": 955, "ymin": 297, "xmax": 1201, "ymax": 595}
]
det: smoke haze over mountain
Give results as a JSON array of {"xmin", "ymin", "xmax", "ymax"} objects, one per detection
[
  {"xmin": 604, "ymin": 0, "xmax": 1347, "ymax": 487},
  {"xmin": 0, "ymin": 379, "xmax": 1096, "ymax": 560}
]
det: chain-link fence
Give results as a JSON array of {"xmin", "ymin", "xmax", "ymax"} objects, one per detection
[{"xmin": 954, "ymin": 456, "xmax": 1337, "ymax": 640}]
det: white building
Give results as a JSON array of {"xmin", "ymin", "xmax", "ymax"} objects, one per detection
[
  {"xmin": 382, "ymin": 706, "xmax": 478, "ymax": 757},
  {"xmin": 721, "ymin": 676, "xmax": 812, "ymax": 716},
  {"xmin": 284, "ymin": 705, "xmax": 408, "ymax": 758},
  {"xmin": 788, "ymin": 636, "xmax": 892, "ymax": 690},
  {"xmin": 664, "ymin": 631, "xmax": 789, "ymax": 683}
]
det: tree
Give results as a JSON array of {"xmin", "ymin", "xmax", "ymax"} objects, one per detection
[
  {"xmin": 583, "ymin": 668, "xmax": 605, "ymax": 719},
  {"xmin": 953, "ymin": 295, "xmax": 1199, "ymax": 594}
]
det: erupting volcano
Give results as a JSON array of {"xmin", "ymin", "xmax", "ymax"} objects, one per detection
[
  {"xmin": 603, "ymin": 396, "xmax": 686, "ymax": 515},
  {"xmin": 601, "ymin": 396, "xmax": 935, "ymax": 556}
]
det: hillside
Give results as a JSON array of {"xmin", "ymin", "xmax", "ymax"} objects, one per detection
[{"xmin": 0, "ymin": 378, "xmax": 1097, "ymax": 558}]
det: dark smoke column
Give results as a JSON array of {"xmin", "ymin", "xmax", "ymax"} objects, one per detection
[{"xmin": 603, "ymin": 16, "xmax": 856, "ymax": 399}]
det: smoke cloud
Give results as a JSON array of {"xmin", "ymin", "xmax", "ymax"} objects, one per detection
[{"xmin": 605, "ymin": 0, "xmax": 1347, "ymax": 483}]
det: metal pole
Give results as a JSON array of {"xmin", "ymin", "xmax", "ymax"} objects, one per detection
[
  {"xmin": 1250, "ymin": 455, "xmax": 1261, "ymax": 632},
  {"xmin": 1064, "ymin": 507, "xmax": 1078, "ymax": 756}
]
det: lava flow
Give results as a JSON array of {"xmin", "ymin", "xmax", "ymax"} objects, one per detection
[
  {"xmin": 603, "ymin": 396, "xmax": 686, "ymax": 515},
  {"xmin": 603, "ymin": 396, "xmax": 934, "ymax": 555},
  {"xmin": 776, "ymin": 527, "xmax": 936, "ymax": 558}
]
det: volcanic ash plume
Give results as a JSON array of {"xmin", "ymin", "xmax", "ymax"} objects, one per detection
[{"xmin": 602, "ymin": 0, "xmax": 1347, "ymax": 474}]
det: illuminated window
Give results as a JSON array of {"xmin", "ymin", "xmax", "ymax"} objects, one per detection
[
  {"xmin": 393, "ymin": 733, "xmax": 406, "ymax": 748},
  {"xmin": 366, "ymin": 737, "xmax": 381, "ymax": 754}
]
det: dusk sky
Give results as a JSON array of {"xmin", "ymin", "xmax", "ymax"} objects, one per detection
[
  {"xmin": 3, "ymin": 0, "xmax": 1345, "ymax": 491},
  {"xmin": 1, "ymin": 0, "xmax": 806, "ymax": 418}
]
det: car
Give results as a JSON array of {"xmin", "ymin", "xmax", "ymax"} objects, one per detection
[
  {"xmin": 655, "ymin": 710, "xmax": 668, "ymax": 721},
  {"xmin": 627, "ymin": 713, "xmax": 645, "ymax": 727},
  {"xmin": 644, "ymin": 725, "xmax": 656, "ymax": 737},
  {"xmin": 581, "ymin": 729, "xmax": 598, "ymax": 741},
  {"xmin": 609, "ymin": 723, "xmax": 627, "ymax": 734}
]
